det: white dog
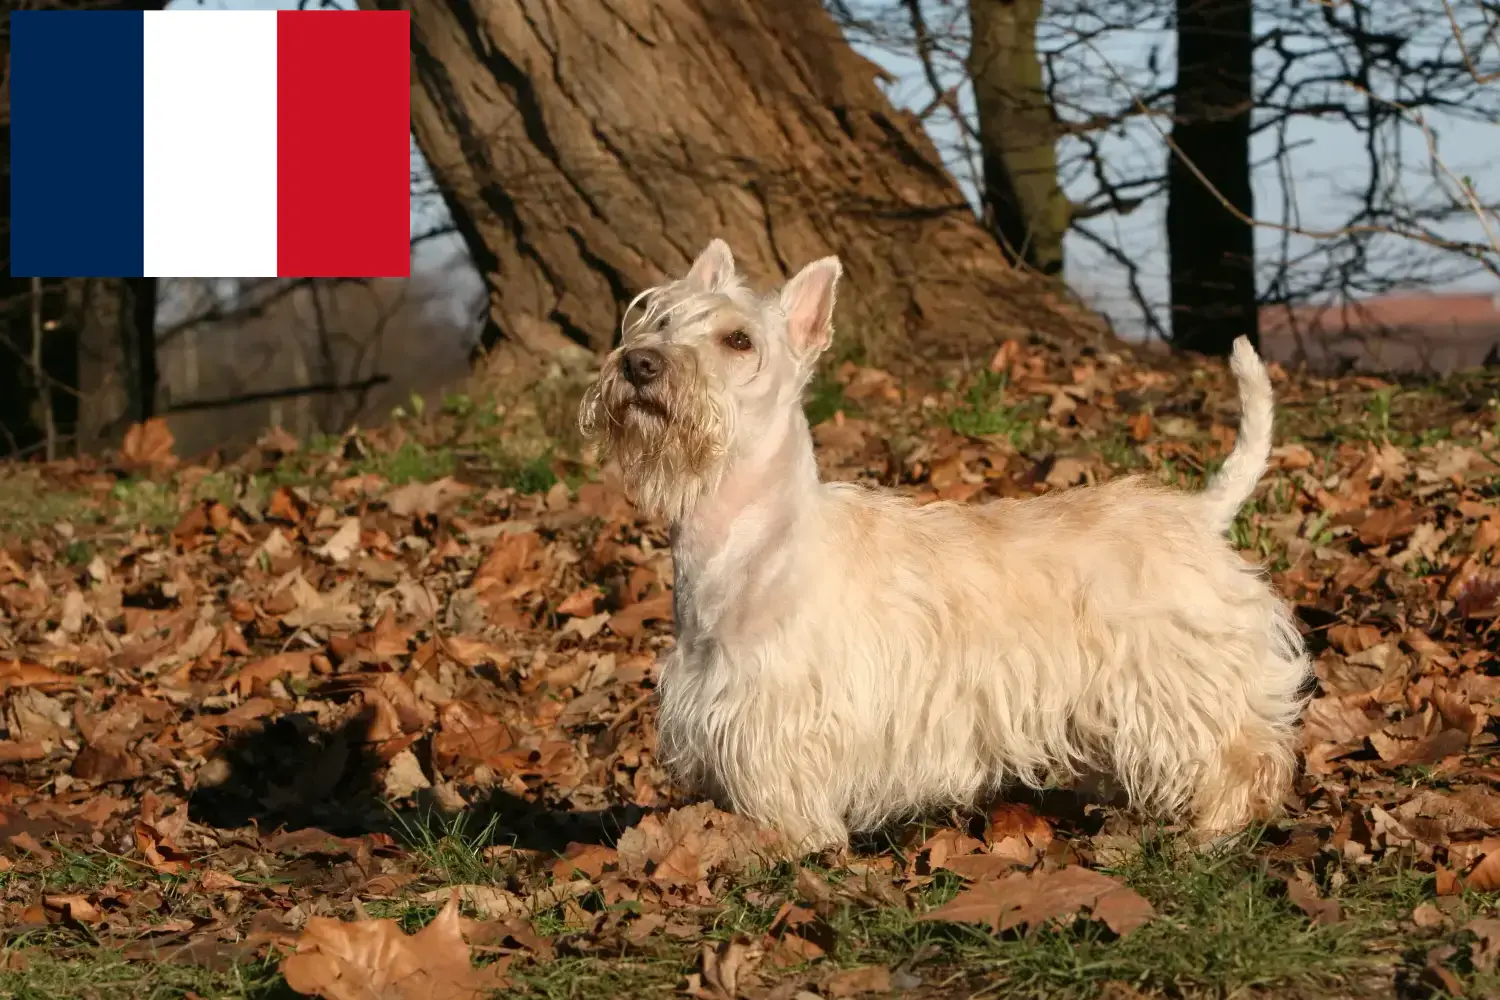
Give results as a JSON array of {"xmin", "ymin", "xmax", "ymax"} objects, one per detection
[{"xmin": 580, "ymin": 240, "xmax": 1311, "ymax": 852}]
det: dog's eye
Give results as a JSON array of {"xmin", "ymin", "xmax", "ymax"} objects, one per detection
[
  {"xmin": 654, "ymin": 313, "xmax": 670, "ymax": 331},
  {"xmin": 723, "ymin": 330, "xmax": 753, "ymax": 352}
]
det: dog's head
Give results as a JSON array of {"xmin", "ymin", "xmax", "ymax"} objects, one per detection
[{"xmin": 580, "ymin": 239, "xmax": 841, "ymax": 521}]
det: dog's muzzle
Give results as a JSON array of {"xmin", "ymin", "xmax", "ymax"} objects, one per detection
[{"xmin": 622, "ymin": 347, "xmax": 665, "ymax": 388}]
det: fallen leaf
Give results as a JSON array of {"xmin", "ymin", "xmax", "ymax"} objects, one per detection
[
  {"xmin": 1044, "ymin": 456, "xmax": 1091, "ymax": 489},
  {"xmin": 1089, "ymin": 883, "xmax": 1158, "ymax": 936},
  {"xmin": 1412, "ymin": 903, "xmax": 1447, "ymax": 929},
  {"xmin": 0, "ymin": 661, "xmax": 77, "ymax": 694},
  {"xmin": 1465, "ymin": 849, "xmax": 1500, "ymax": 892},
  {"xmin": 936, "ymin": 853, "xmax": 1023, "ymax": 881},
  {"xmin": 1356, "ymin": 504, "xmax": 1420, "ymax": 547},
  {"xmin": 440, "ymin": 636, "xmax": 509, "ymax": 669},
  {"xmin": 315, "ymin": 518, "xmax": 362, "ymax": 564},
  {"xmin": 228, "ymin": 651, "xmax": 314, "ymax": 697},
  {"xmin": 556, "ymin": 585, "xmax": 604, "ymax": 618},
  {"xmin": 198, "ymin": 869, "xmax": 247, "ymax": 892},
  {"xmin": 120, "ymin": 418, "xmax": 177, "ymax": 471},
  {"xmin": 919, "ymin": 827, "xmax": 983, "ymax": 871},
  {"xmin": 43, "ymin": 894, "xmax": 102, "ymax": 925},
  {"xmin": 8, "ymin": 831, "xmax": 55, "ymax": 864},
  {"xmin": 616, "ymin": 803, "xmax": 781, "ymax": 887},
  {"xmin": 983, "ymin": 802, "xmax": 1053, "ymax": 866},
  {"xmin": 1283, "ymin": 876, "xmax": 1342, "ymax": 925},
  {"xmin": 824, "ymin": 964, "xmax": 892, "ymax": 996},
  {"xmin": 257, "ymin": 425, "xmax": 300, "ymax": 455},
  {"xmin": 765, "ymin": 930, "xmax": 825, "ymax": 967},
  {"xmin": 551, "ymin": 843, "xmax": 618, "ymax": 880},
  {"xmin": 281, "ymin": 895, "xmax": 505, "ymax": 1000},
  {"xmin": 385, "ymin": 478, "xmax": 471, "ymax": 517},
  {"xmin": 691, "ymin": 934, "xmax": 763, "ymax": 1000},
  {"xmin": 134, "ymin": 820, "xmax": 189, "ymax": 875},
  {"xmin": 382, "ymin": 748, "xmax": 432, "ymax": 800},
  {"xmin": 0, "ymin": 740, "xmax": 49, "ymax": 764},
  {"xmin": 919, "ymin": 866, "xmax": 1154, "ymax": 936},
  {"xmin": 1468, "ymin": 918, "xmax": 1500, "ymax": 972},
  {"xmin": 416, "ymin": 880, "xmax": 590, "ymax": 920},
  {"xmin": 607, "ymin": 593, "xmax": 673, "ymax": 639}
]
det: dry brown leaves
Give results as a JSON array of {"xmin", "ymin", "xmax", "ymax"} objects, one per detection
[
  {"xmin": 119, "ymin": 418, "xmax": 177, "ymax": 474},
  {"xmin": 281, "ymin": 895, "xmax": 508, "ymax": 999},
  {"xmin": 615, "ymin": 801, "xmax": 785, "ymax": 888},
  {"xmin": 1, "ymin": 342, "xmax": 1498, "ymax": 995},
  {"xmin": 920, "ymin": 865, "xmax": 1155, "ymax": 937}
]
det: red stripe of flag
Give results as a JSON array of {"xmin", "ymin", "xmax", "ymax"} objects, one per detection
[{"xmin": 277, "ymin": 11, "xmax": 410, "ymax": 278}]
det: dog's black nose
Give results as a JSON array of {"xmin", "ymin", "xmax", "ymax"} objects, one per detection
[{"xmin": 622, "ymin": 347, "xmax": 664, "ymax": 387}]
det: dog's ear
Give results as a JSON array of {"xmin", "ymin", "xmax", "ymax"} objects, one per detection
[
  {"xmin": 780, "ymin": 256, "xmax": 841, "ymax": 358},
  {"xmin": 684, "ymin": 238, "xmax": 736, "ymax": 292}
]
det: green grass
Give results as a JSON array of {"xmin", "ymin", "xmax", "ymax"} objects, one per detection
[
  {"xmin": 109, "ymin": 479, "xmax": 185, "ymax": 529},
  {"xmin": 804, "ymin": 373, "xmax": 856, "ymax": 427},
  {"xmin": 496, "ymin": 452, "xmax": 559, "ymax": 494},
  {"xmin": 1365, "ymin": 387, "xmax": 1395, "ymax": 441},
  {"xmin": 0, "ymin": 469, "xmax": 96, "ymax": 535},
  {"xmin": 945, "ymin": 371, "xmax": 1036, "ymax": 442},
  {"xmin": 0, "ymin": 704, "xmax": 1494, "ymax": 997},
  {"xmin": 1093, "ymin": 431, "xmax": 1150, "ymax": 472},
  {"xmin": 0, "ymin": 949, "xmax": 292, "ymax": 1000},
  {"xmin": 398, "ymin": 811, "xmax": 519, "ymax": 888},
  {"xmin": 1279, "ymin": 370, "xmax": 1500, "ymax": 449},
  {"xmin": 934, "ymin": 370, "xmax": 1060, "ymax": 453},
  {"xmin": 490, "ymin": 832, "xmax": 1491, "ymax": 1000},
  {"xmin": 30, "ymin": 848, "xmax": 178, "ymax": 895},
  {"xmin": 354, "ymin": 440, "xmax": 456, "ymax": 486}
]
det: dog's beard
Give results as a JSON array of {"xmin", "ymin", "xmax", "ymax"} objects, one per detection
[{"xmin": 579, "ymin": 353, "xmax": 731, "ymax": 522}]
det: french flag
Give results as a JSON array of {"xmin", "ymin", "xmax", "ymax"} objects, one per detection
[{"xmin": 10, "ymin": 10, "xmax": 411, "ymax": 279}]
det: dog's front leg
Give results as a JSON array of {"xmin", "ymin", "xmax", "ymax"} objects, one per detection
[
  {"xmin": 658, "ymin": 669, "xmax": 851, "ymax": 852},
  {"xmin": 731, "ymin": 777, "xmax": 850, "ymax": 856}
]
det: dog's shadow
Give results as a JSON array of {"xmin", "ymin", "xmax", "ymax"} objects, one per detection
[
  {"xmin": 851, "ymin": 786, "xmax": 1113, "ymax": 856},
  {"xmin": 188, "ymin": 708, "xmax": 1117, "ymax": 864},
  {"xmin": 187, "ymin": 708, "xmax": 652, "ymax": 854}
]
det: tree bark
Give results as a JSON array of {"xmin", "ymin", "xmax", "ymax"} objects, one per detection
[
  {"xmin": 72, "ymin": 276, "xmax": 160, "ymax": 452},
  {"xmin": 364, "ymin": 0, "xmax": 1100, "ymax": 363},
  {"xmin": 1167, "ymin": 0, "xmax": 1256, "ymax": 355},
  {"xmin": 968, "ymin": 0, "xmax": 1069, "ymax": 277}
]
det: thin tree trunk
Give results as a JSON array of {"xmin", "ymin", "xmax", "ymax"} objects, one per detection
[
  {"xmin": 1168, "ymin": 0, "xmax": 1256, "ymax": 355},
  {"xmin": 968, "ymin": 0, "xmax": 1070, "ymax": 277},
  {"xmin": 30, "ymin": 278, "xmax": 55, "ymax": 461},
  {"xmin": 363, "ymin": 0, "xmax": 1101, "ymax": 363},
  {"xmin": 72, "ymin": 276, "xmax": 160, "ymax": 453}
]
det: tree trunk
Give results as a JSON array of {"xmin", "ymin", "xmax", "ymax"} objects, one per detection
[
  {"xmin": 968, "ymin": 0, "xmax": 1069, "ymax": 277},
  {"xmin": 364, "ymin": 0, "xmax": 1100, "ymax": 363},
  {"xmin": 0, "ymin": 282, "xmax": 158, "ymax": 460},
  {"xmin": 1, "ymin": 0, "xmax": 164, "ymax": 457},
  {"xmin": 1167, "ymin": 0, "xmax": 1255, "ymax": 355},
  {"xmin": 72, "ymin": 276, "xmax": 160, "ymax": 453}
]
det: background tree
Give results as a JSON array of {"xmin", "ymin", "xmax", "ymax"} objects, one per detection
[
  {"xmin": 968, "ymin": 0, "xmax": 1069, "ymax": 276},
  {"xmin": 829, "ymin": 0, "xmax": 1499, "ymax": 359},
  {"xmin": 359, "ymin": 0, "xmax": 1099, "ymax": 365},
  {"xmin": 1166, "ymin": 0, "xmax": 1255, "ymax": 354}
]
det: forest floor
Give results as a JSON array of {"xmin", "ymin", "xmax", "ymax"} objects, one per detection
[{"xmin": 1, "ymin": 335, "xmax": 1498, "ymax": 1000}]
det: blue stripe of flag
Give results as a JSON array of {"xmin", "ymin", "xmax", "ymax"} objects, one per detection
[{"xmin": 11, "ymin": 11, "xmax": 145, "ymax": 278}]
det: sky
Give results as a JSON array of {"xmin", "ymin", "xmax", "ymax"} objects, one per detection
[{"xmin": 170, "ymin": 0, "xmax": 1500, "ymax": 343}]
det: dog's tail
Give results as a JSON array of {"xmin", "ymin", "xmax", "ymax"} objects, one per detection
[{"xmin": 1199, "ymin": 336, "xmax": 1274, "ymax": 534}]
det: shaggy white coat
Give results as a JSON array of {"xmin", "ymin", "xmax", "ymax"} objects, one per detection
[{"xmin": 581, "ymin": 239, "xmax": 1311, "ymax": 851}]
